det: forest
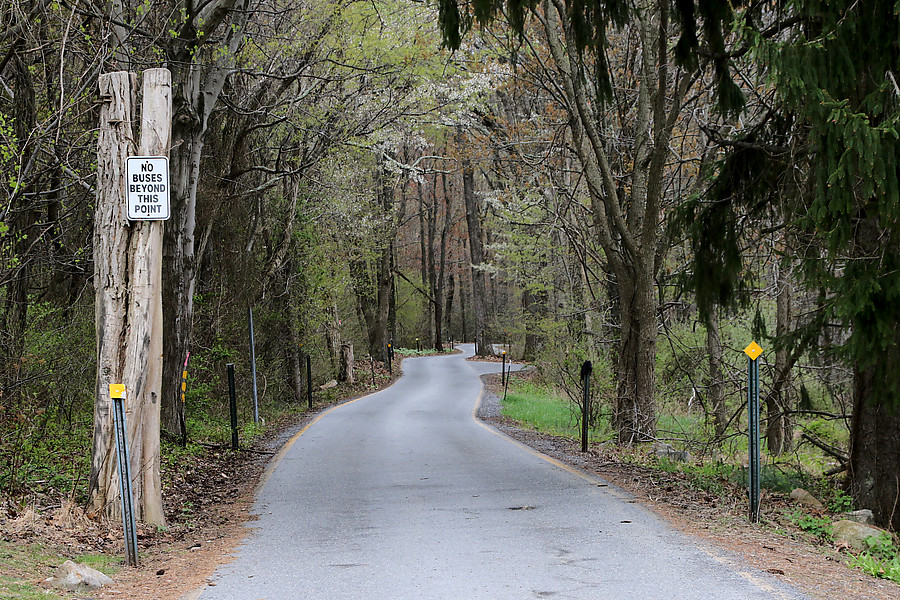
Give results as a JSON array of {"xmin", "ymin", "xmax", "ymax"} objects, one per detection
[{"xmin": 1, "ymin": 0, "xmax": 899, "ymax": 541}]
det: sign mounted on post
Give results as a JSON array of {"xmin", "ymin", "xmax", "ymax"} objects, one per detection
[{"xmin": 126, "ymin": 156, "xmax": 170, "ymax": 220}]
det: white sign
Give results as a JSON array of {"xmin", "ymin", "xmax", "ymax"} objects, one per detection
[{"xmin": 126, "ymin": 156, "xmax": 170, "ymax": 220}]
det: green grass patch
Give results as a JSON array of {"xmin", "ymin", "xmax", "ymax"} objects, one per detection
[
  {"xmin": 501, "ymin": 380, "xmax": 609, "ymax": 441},
  {"xmin": 0, "ymin": 540, "xmax": 66, "ymax": 599}
]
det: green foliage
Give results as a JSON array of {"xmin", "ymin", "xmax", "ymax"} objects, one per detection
[
  {"xmin": 848, "ymin": 533, "xmax": 900, "ymax": 583},
  {"xmin": 785, "ymin": 508, "xmax": 833, "ymax": 541},
  {"xmin": 826, "ymin": 489, "xmax": 855, "ymax": 514},
  {"xmin": 502, "ymin": 379, "xmax": 611, "ymax": 441}
]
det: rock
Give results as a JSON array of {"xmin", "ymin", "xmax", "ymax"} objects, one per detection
[
  {"xmin": 789, "ymin": 488, "xmax": 824, "ymax": 511},
  {"xmin": 832, "ymin": 520, "xmax": 888, "ymax": 552},
  {"xmin": 841, "ymin": 509, "xmax": 875, "ymax": 525},
  {"xmin": 319, "ymin": 380, "xmax": 337, "ymax": 390},
  {"xmin": 653, "ymin": 441, "xmax": 692, "ymax": 462},
  {"xmin": 45, "ymin": 560, "xmax": 114, "ymax": 591}
]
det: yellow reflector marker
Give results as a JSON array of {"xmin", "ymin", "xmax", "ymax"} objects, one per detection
[{"xmin": 744, "ymin": 341, "xmax": 763, "ymax": 361}]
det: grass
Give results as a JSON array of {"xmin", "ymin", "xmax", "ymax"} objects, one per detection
[
  {"xmin": 0, "ymin": 541, "xmax": 123, "ymax": 599},
  {"xmin": 501, "ymin": 380, "xmax": 609, "ymax": 442},
  {"xmin": 848, "ymin": 533, "xmax": 900, "ymax": 584},
  {"xmin": 0, "ymin": 540, "xmax": 66, "ymax": 599}
]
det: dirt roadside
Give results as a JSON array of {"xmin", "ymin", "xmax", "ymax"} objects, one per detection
[
  {"xmin": 477, "ymin": 373, "xmax": 899, "ymax": 600},
  {"xmin": 4, "ymin": 361, "xmax": 897, "ymax": 600}
]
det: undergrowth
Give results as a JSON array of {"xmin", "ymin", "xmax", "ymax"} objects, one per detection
[{"xmin": 849, "ymin": 533, "xmax": 900, "ymax": 584}]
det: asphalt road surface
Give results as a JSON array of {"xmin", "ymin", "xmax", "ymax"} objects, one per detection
[{"xmin": 197, "ymin": 345, "xmax": 808, "ymax": 600}]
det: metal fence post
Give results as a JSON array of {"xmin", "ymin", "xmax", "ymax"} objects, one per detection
[
  {"xmin": 744, "ymin": 342, "xmax": 763, "ymax": 523},
  {"xmin": 110, "ymin": 384, "xmax": 138, "ymax": 566}
]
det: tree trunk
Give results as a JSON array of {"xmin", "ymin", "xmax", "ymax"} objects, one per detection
[
  {"xmin": 706, "ymin": 307, "xmax": 727, "ymax": 439},
  {"xmin": 462, "ymin": 155, "xmax": 491, "ymax": 355},
  {"xmin": 338, "ymin": 343, "xmax": 355, "ymax": 383},
  {"xmin": 612, "ymin": 266, "xmax": 658, "ymax": 444},
  {"xmin": 847, "ymin": 367, "xmax": 900, "ymax": 531},
  {"xmin": 767, "ymin": 273, "xmax": 794, "ymax": 455},
  {"xmin": 372, "ymin": 154, "xmax": 394, "ymax": 354},
  {"xmin": 419, "ymin": 181, "xmax": 433, "ymax": 345},
  {"xmin": 324, "ymin": 302, "xmax": 342, "ymax": 375},
  {"xmin": 160, "ymin": 0, "xmax": 250, "ymax": 437},
  {"xmin": 91, "ymin": 70, "xmax": 168, "ymax": 526},
  {"xmin": 1, "ymin": 53, "xmax": 37, "ymax": 404}
]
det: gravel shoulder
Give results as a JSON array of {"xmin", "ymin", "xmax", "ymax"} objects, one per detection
[
  {"xmin": 476, "ymin": 375, "xmax": 899, "ymax": 600},
  {"xmin": 6, "ymin": 357, "xmax": 896, "ymax": 600}
]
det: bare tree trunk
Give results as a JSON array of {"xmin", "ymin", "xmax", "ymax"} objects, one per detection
[
  {"xmin": 419, "ymin": 181, "xmax": 433, "ymax": 345},
  {"xmin": 706, "ymin": 307, "xmax": 727, "ymax": 438},
  {"xmin": 1, "ymin": 53, "xmax": 37, "ymax": 403},
  {"xmin": 848, "ymin": 367, "xmax": 900, "ymax": 531},
  {"xmin": 767, "ymin": 272, "xmax": 794, "ymax": 455},
  {"xmin": 91, "ymin": 71, "xmax": 134, "ymax": 520},
  {"xmin": 373, "ymin": 201, "xmax": 393, "ymax": 353},
  {"xmin": 324, "ymin": 302, "xmax": 342, "ymax": 375},
  {"xmin": 338, "ymin": 343, "xmax": 355, "ymax": 383},
  {"xmin": 463, "ymin": 156, "xmax": 491, "ymax": 355},
  {"xmin": 160, "ymin": 0, "xmax": 250, "ymax": 437},
  {"xmin": 289, "ymin": 325, "xmax": 304, "ymax": 403},
  {"xmin": 612, "ymin": 267, "xmax": 658, "ymax": 443},
  {"xmin": 127, "ymin": 69, "xmax": 170, "ymax": 526},
  {"xmin": 91, "ymin": 70, "xmax": 168, "ymax": 526}
]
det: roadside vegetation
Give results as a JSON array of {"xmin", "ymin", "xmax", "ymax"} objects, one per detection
[
  {"xmin": 497, "ymin": 368, "xmax": 900, "ymax": 586},
  {"xmin": 2, "ymin": 0, "xmax": 899, "ymax": 597}
]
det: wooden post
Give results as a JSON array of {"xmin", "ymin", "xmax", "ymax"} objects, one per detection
[
  {"xmin": 91, "ymin": 71, "xmax": 136, "ymax": 522},
  {"xmin": 130, "ymin": 68, "xmax": 170, "ymax": 526},
  {"xmin": 91, "ymin": 69, "xmax": 170, "ymax": 527},
  {"xmin": 339, "ymin": 342, "xmax": 355, "ymax": 384}
]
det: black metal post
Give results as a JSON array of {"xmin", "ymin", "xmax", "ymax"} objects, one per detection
[
  {"xmin": 748, "ymin": 356, "xmax": 761, "ymax": 522},
  {"xmin": 306, "ymin": 354, "xmax": 313, "ymax": 411},
  {"xmin": 387, "ymin": 343, "xmax": 392, "ymax": 374},
  {"xmin": 580, "ymin": 361, "xmax": 593, "ymax": 453},
  {"xmin": 370, "ymin": 354, "xmax": 376, "ymax": 387},
  {"xmin": 227, "ymin": 363, "xmax": 238, "ymax": 450},
  {"xmin": 501, "ymin": 351, "xmax": 506, "ymax": 386}
]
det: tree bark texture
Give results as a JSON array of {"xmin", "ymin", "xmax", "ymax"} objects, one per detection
[
  {"xmin": 160, "ymin": 0, "xmax": 250, "ymax": 437},
  {"xmin": 706, "ymin": 308, "xmax": 727, "ymax": 438},
  {"xmin": 463, "ymin": 156, "xmax": 491, "ymax": 355},
  {"xmin": 338, "ymin": 342, "xmax": 355, "ymax": 384},
  {"xmin": 0, "ymin": 53, "xmax": 37, "ymax": 403},
  {"xmin": 541, "ymin": 0, "xmax": 691, "ymax": 443},
  {"xmin": 847, "ymin": 367, "xmax": 900, "ymax": 531},
  {"xmin": 767, "ymin": 273, "xmax": 794, "ymax": 455},
  {"xmin": 91, "ymin": 70, "xmax": 169, "ymax": 526}
]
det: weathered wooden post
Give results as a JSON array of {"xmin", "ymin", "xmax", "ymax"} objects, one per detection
[
  {"xmin": 91, "ymin": 69, "xmax": 170, "ymax": 527},
  {"xmin": 339, "ymin": 343, "xmax": 355, "ymax": 384}
]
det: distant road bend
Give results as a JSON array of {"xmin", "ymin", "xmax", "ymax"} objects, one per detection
[{"xmin": 196, "ymin": 344, "xmax": 808, "ymax": 600}]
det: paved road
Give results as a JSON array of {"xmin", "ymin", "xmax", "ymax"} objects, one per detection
[{"xmin": 198, "ymin": 345, "xmax": 807, "ymax": 600}]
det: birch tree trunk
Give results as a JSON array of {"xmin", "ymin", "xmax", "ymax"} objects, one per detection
[{"xmin": 160, "ymin": 0, "xmax": 250, "ymax": 437}]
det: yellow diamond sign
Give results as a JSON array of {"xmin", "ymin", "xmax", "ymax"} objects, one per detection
[{"xmin": 744, "ymin": 341, "xmax": 763, "ymax": 361}]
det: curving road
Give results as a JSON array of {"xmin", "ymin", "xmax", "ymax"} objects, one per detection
[{"xmin": 196, "ymin": 345, "xmax": 807, "ymax": 600}]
